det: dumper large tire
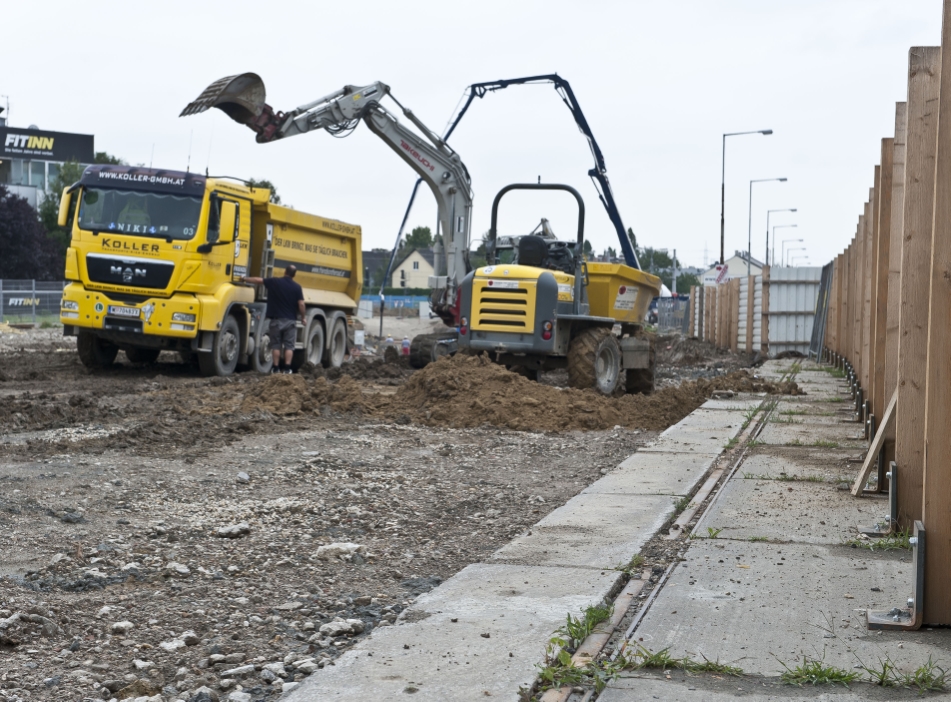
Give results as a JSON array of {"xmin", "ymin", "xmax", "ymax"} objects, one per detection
[
  {"xmin": 77, "ymin": 331, "xmax": 118, "ymax": 369},
  {"xmin": 625, "ymin": 338, "xmax": 656, "ymax": 395},
  {"xmin": 293, "ymin": 320, "xmax": 323, "ymax": 371},
  {"xmin": 568, "ymin": 326, "xmax": 621, "ymax": 395},
  {"xmin": 198, "ymin": 315, "xmax": 240, "ymax": 377},
  {"xmin": 125, "ymin": 348, "xmax": 160, "ymax": 365}
]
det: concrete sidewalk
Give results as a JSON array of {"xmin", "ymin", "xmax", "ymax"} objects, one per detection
[
  {"xmin": 601, "ymin": 360, "xmax": 951, "ymax": 701},
  {"xmin": 284, "ymin": 392, "xmax": 756, "ymax": 700}
]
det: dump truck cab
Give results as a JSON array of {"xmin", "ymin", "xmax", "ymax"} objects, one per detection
[{"xmin": 457, "ymin": 183, "xmax": 662, "ymax": 394}]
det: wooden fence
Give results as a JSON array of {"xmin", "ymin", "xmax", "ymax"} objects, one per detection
[{"xmin": 821, "ymin": 10, "xmax": 951, "ymax": 626}]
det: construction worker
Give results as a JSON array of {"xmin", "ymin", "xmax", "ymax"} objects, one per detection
[
  {"xmin": 240, "ymin": 266, "xmax": 306, "ymax": 374},
  {"xmin": 401, "ymin": 336, "xmax": 411, "ymax": 356}
]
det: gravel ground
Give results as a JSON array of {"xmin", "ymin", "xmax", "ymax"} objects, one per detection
[{"xmin": 0, "ymin": 328, "xmax": 661, "ymax": 702}]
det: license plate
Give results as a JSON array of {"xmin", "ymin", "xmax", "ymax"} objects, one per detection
[{"xmin": 107, "ymin": 305, "xmax": 140, "ymax": 318}]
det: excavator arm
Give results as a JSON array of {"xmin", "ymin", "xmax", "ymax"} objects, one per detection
[{"xmin": 181, "ymin": 74, "xmax": 473, "ymax": 325}]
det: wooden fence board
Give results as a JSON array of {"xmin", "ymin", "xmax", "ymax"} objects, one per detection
[{"xmin": 895, "ymin": 46, "xmax": 941, "ymax": 530}]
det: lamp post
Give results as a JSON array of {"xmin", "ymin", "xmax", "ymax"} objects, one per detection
[
  {"xmin": 781, "ymin": 238, "xmax": 804, "ymax": 267},
  {"xmin": 721, "ymin": 129, "xmax": 773, "ymax": 265},
  {"xmin": 748, "ymin": 178, "xmax": 787, "ymax": 274},
  {"xmin": 765, "ymin": 209, "xmax": 796, "ymax": 265},
  {"xmin": 772, "ymin": 225, "xmax": 798, "ymax": 267},
  {"xmin": 785, "ymin": 247, "xmax": 806, "ymax": 266}
]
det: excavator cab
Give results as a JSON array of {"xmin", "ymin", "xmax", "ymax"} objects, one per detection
[{"xmin": 458, "ymin": 183, "xmax": 661, "ymax": 395}]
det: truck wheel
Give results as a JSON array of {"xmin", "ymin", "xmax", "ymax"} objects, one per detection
[
  {"xmin": 252, "ymin": 322, "xmax": 274, "ymax": 374},
  {"xmin": 568, "ymin": 326, "xmax": 621, "ymax": 395},
  {"xmin": 198, "ymin": 315, "xmax": 240, "ymax": 377},
  {"xmin": 323, "ymin": 318, "xmax": 347, "ymax": 368},
  {"xmin": 77, "ymin": 331, "xmax": 118, "ymax": 369},
  {"xmin": 293, "ymin": 321, "xmax": 324, "ymax": 370},
  {"xmin": 125, "ymin": 348, "xmax": 161, "ymax": 365}
]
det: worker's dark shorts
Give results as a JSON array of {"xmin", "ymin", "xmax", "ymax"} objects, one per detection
[{"xmin": 268, "ymin": 318, "xmax": 297, "ymax": 351}]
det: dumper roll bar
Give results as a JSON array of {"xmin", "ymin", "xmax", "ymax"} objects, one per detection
[{"xmin": 488, "ymin": 183, "xmax": 586, "ymax": 315}]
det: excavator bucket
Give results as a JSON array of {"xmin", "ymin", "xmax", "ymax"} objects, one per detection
[{"xmin": 180, "ymin": 73, "xmax": 267, "ymax": 125}]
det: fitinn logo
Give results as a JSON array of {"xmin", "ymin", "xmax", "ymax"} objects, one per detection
[{"xmin": 4, "ymin": 133, "xmax": 54, "ymax": 150}]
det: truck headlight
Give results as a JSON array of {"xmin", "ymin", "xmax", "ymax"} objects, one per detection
[
  {"xmin": 62, "ymin": 300, "xmax": 79, "ymax": 311},
  {"xmin": 61, "ymin": 311, "xmax": 79, "ymax": 319},
  {"xmin": 172, "ymin": 312, "xmax": 196, "ymax": 323}
]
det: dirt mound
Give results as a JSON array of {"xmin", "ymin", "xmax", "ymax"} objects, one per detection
[
  {"xmin": 379, "ymin": 354, "xmax": 800, "ymax": 432},
  {"xmin": 327, "ymin": 356, "xmax": 413, "ymax": 384},
  {"xmin": 239, "ymin": 374, "xmax": 379, "ymax": 416}
]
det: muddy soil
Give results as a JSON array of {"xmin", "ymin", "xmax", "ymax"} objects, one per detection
[{"xmin": 0, "ymin": 328, "xmax": 795, "ymax": 701}]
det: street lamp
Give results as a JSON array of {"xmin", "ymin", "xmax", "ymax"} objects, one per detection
[
  {"xmin": 765, "ymin": 209, "xmax": 796, "ymax": 265},
  {"xmin": 785, "ymin": 247, "xmax": 806, "ymax": 266},
  {"xmin": 772, "ymin": 225, "xmax": 798, "ymax": 267},
  {"xmin": 721, "ymin": 129, "xmax": 773, "ymax": 265},
  {"xmin": 748, "ymin": 178, "xmax": 787, "ymax": 274},
  {"xmin": 781, "ymin": 238, "xmax": 804, "ymax": 267}
]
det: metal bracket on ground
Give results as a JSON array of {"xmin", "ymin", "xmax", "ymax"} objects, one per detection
[
  {"xmin": 867, "ymin": 520, "xmax": 924, "ymax": 630},
  {"xmin": 858, "ymin": 462, "xmax": 896, "ymax": 537}
]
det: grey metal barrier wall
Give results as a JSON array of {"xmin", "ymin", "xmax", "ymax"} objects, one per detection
[
  {"xmin": 657, "ymin": 297, "xmax": 689, "ymax": 332},
  {"xmin": 0, "ymin": 280, "xmax": 65, "ymax": 324}
]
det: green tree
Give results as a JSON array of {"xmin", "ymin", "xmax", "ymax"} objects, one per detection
[
  {"xmin": 582, "ymin": 240, "xmax": 594, "ymax": 257},
  {"xmin": 94, "ymin": 152, "xmax": 126, "ymax": 165},
  {"xmin": 627, "ymin": 227, "xmax": 638, "ymax": 253},
  {"xmin": 38, "ymin": 160, "xmax": 85, "ymax": 260},
  {"xmin": 675, "ymin": 272, "xmax": 701, "ymax": 291},
  {"xmin": 247, "ymin": 178, "xmax": 281, "ymax": 204},
  {"xmin": 606, "ymin": 246, "xmax": 617, "ymax": 260},
  {"xmin": 1, "ymin": 185, "xmax": 63, "ymax": 280},
  {"xmin": 404, "ymin": 225, "xmax": 433, "ymax": 250}
]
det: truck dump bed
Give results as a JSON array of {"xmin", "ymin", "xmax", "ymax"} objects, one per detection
[{"xmin": 251, "ymin": 203, "xmax": 363, "ymax": 309}]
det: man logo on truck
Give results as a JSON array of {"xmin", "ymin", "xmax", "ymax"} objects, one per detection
[{"xmin": 111, "ymin": 266, "xmax": 146, "ymax": 283}]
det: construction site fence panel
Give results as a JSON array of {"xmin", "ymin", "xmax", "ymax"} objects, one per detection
[
  {"xmin": 767, "ymin": 266, "xmax": 823, "ymax": 356},
  {"xmin": 656, "ymin": 297, "xmax": 689, "ymax": 332},
  {"xmin": 0, "ymin": 280, "xmax": 65, "ymax": 324}
]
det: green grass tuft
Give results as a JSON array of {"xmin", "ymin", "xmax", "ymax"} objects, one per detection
[{"xmin": 778, "ymin": 655, "xmax": 860, "ymax": 687}]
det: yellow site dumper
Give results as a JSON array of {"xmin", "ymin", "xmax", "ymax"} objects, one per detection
[
  {"xmin": 58, "ymin": 164, "xmax": 362, "ymax": 376},
  {"xmin": 458, "ymin": 183, "xmax": 662, "ymax": 395}
]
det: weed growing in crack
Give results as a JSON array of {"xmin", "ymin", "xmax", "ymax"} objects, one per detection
[
  {"xmin": 624, "ymin": 644, "xmax": 744, "ymax": 676},
  {"xmin": 706, "ymin": 527, "xmax": 723, "ymax": 539},
  {"xmin": 854, "ymin": 654, "xmax": 948, "ymax": 692},
  {"xmin": 777, "ymin": 655, "xmax": 860, "ymax": 687},
  {"xmin": 812, "ymin": 440, "xmax": 840, "ymax": 448},
  {"xmin": 555, "ymin": 603, "xmax": 613, "ymax": 649},
  {"xmin": 844, "ymin": 530, "xmax": 912, "ymax": 551}
]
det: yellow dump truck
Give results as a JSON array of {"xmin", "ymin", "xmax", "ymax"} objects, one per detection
[
  {"xmin": 458, "ymin": 183, "xmax": 662, "ymax": 395},
  {"xmin": 58, "ymin": 165, "xmax": 362, "ymax": 376}
]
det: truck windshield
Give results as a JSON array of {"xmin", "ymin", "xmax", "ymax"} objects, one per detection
[{"xmin": 78, "ymin": 188, "xmax": 202, "ymax": 240}]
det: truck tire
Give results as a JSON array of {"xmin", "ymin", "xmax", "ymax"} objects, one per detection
[
  {"xmin": 251, "ymin": 321, "xmax": 274, "ymax": 374},
  {"xmin": 77, "ymin": 331, "xmax": 118, "ymax": 369},
  {"xmin": 568, "ymin": 326, "xmax": 621, "ymax": 395},
  {"xmin": 625, "ymin": 339, "xmax": 655, "ymax": 395},
  {"xmin": 198, "ymin": 315, "xmax": 241, "ymax": 377},
  {"xmin": 293, "ymin": 321, "xmax": 324, "ymax": 370},
  {"xmin": 323, "ymin": 318, "xmax": 347, "ymax": 368},
  {"xmin": 125, "ymin": 348, "xmax": 161, "ymax": 365}
]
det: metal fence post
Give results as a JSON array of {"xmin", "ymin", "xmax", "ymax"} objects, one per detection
[
  {"xmin": 0, "ymin": 279, "xmax": 3, "ymax": 323},
  {"xmin": 31, "ymin": 279, "xmax": 36, "ymax": 325}
]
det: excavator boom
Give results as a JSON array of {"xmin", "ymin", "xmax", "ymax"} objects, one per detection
[{"xmin": 181, "ymin": 74, "xmax": 473, "ymax": 327}]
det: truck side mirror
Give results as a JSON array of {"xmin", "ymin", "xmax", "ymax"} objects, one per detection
[
  {"xmin": 198, "ymin": 201, "xmax": 237, "ymax": 254},
  {"xmin": 57, "ymin": 187, "xmax": 73, "ymax": 228}
]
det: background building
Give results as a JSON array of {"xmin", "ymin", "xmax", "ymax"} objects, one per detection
[
  {"xmin": 0, "ymin": 117, "xmax": 94, "ymax": 209},
  {"xmin": 701, "ymin": 250, "xmax": 763, "ymax": 285},
  {"xmin": 391, "ymin": 248, "xmax": 435, "ymax": 288}
]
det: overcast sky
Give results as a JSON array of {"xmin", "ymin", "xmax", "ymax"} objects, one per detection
[{"xmin": 3, "ymin": 0, "xmax": 942, "ymax": 270}]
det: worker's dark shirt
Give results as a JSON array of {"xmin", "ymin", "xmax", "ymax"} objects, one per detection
[{"xmin": 263, "ymin": 276, "xmax": 304, "ymax": 320}]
